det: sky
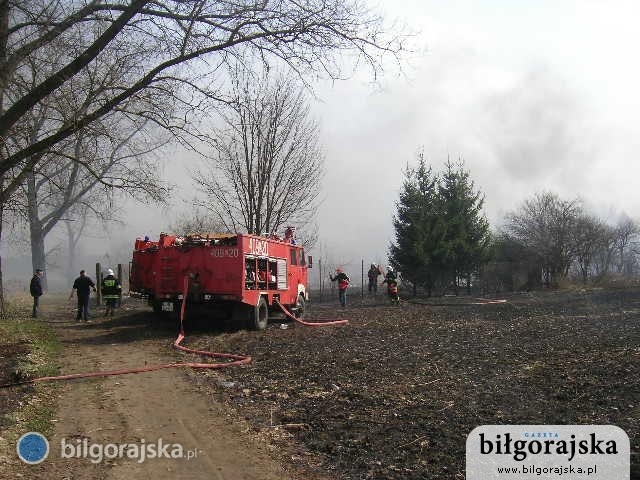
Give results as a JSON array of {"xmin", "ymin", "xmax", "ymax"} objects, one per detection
[
  {"xmin": 308, "ymin": 0, "xmax": 640, "ymax": 269},
  {"xmin": 18, "ymin": 0, "xmax": 640, "ymax": 283}
]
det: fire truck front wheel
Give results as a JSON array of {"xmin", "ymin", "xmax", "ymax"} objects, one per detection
[{"xmin": 249, "ymin": 297, "xmax": 269, "ymax": 331}]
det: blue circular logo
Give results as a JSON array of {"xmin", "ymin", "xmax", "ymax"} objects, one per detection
[{"xmin": 16, "ymin": 432, "xmax": 49, "ymax": 464}]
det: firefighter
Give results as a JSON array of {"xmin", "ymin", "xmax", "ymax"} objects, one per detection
[
  {"xmin": 284, "ymin": 226, "xmax": 297, "ymax": 244},
  {"xmin": 384, "ymin": 265, "xmax": 397, "ymax": 282},
  {"xmin": 329, "ymin": 268, "xmax": 350, "ymax": 307},
  {"xmin": 367, "ymin": 263, "xmax": 382, "ymax": 294},
  {"xmin": 382, "ymin": 266, "xmax": 400, "ymax": 305},
  {"xmin": 101, "ymin": 269, "xmax": 122, "ymax": 317},
  {"xmin": 29, "ymin": 269, "xmax": 44, "ymax": 318}
]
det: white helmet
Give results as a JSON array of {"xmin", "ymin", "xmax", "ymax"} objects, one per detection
[{"xmin": 107, "ymin": 268, "xmax": 114, "ymax": 276}]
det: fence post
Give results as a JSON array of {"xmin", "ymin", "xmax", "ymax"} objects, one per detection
[
  {"xmin": 95, "ymin": 263, "xmax": 102, "ymax": 306},
  {"xmin": 117, "ymin": 264, "xmax": 123, "ymax": 306},
  {"xmin": 361, "ymin": 259, "xmax": 364, "ymax": 298},
  {"xmin": 318, "ymin": 259, "xmax": 322, "ymax": 302}
]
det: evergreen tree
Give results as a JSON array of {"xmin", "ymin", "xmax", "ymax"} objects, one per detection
[
  {"xmin": 389, "ymin": 155, "xmax": 446, "ymax": 296},
  {"xmin": 438, "ymin": 160, "xmax": 491, "ymax": 293},
  {"xmin": 390, "ymin": 156, "xmax": 491, "ymax": 296}
]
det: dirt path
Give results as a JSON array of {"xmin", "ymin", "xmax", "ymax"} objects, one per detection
[{"xmin": 33, "ymin": 302, "xmax": 294, "ymax": 480}]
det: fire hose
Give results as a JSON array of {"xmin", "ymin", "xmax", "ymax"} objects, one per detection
[
  {"xmin": 274, "ymin": 299, "xmax": 349, "ymax": 326},
  {"xmin": 1, "ymin": 280, "xmax": 348, "ymax": 389},
  {"xmin": 0, "ymin": 277, "xmax": 251, "ymax": 389}
]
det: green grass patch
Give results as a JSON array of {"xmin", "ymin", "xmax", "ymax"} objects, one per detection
[{"xmin": 0, "ymin": 295, "xmax": 62, "ymax": 438}]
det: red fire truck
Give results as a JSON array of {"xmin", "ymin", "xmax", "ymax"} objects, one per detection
[{"xmin": 129, "ymin": 232, "xmax": 311, "ymax": 330}]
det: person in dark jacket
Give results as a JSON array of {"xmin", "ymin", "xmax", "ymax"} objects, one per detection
[
  {"xmin": 29, "ymin": 269, "xmax": 44, "ymax": 318},
  {"xmin": 367, "ymin": 263, "xmax": 382, "ymax": 294},
  {"xmin": 69, "ymin": 270, "xmax": 96, "ymax": 321},
  {"xmin": 329, "ymin": 268, "xmax": 350, "ymax": 307},
  {"xmin": 101, "ymin": 268, "xmax": 122, "ymax": 317}
]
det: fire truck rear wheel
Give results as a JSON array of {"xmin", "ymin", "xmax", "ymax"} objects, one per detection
[{"xmin": 250, "ymin": 297, "xmax": 269, "ymax": 331}]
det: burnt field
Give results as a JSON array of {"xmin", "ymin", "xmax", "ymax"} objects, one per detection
[{"xmin": 185, "ymin": 288, "xmax": 640, "ymax": 479}]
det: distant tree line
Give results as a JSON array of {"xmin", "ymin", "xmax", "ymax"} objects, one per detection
[
  {"xmin": 493, "ymin": 192, "xmax": 639, "ymax": 290},
  {"xmin": 390, "ymin": 156, "xmax": 639, "ymax": 296}
]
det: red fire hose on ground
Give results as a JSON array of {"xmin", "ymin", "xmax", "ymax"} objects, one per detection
[
  {"xmin": 0, "ymin": 277, "xmax": 251, "ymax": 389},
  {"xmin": 275, "ymin": 300, "xmax": 349, "ymax": 327},
  {"xmin": 1, "ymin": 279, "xmax": 348, "ymax": 389}
]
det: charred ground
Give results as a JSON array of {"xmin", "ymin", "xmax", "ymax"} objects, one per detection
[
  {"xmin": 0, "ymin": 342, "xmax": 32, "ymax": 428},
  {"xmin": 184, "ymin": 288, "xmax": 640, "ymax": 479},
  {"xmin": 1, "ymin": 289, "xmax": 637, "ymax": 479}
]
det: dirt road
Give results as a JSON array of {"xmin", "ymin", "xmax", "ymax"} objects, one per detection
[{"xmin": 25, "ymin": 302, "xmax": 296, "ymax": 480}]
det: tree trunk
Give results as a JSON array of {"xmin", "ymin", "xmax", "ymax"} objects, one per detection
[
  {"xmin": 0, "ymin": 0, "xmax": 8, "ymax": 97},
  {"xmin": 66, "ymin": 222, "xmax": 77, "ymax": 280},
  {"xmin": 27, "ymin": 171, "xmax": 47, "ymax": 289},
  {"xmin": 0, "ymin": 2, "xmax": 7, "ymax": 316},
  {"xmin": 618, "ymin": 246, "xmax": 624, "ymax": 273},
  {"xmin": 0, "ymin": 201, "xmax": 4, "ymax": 316},
  {"xmin": 30, "ymin": 225, "xmax": 46, "ymax": 287},
  {"xmin": 604, "ymin": 247, "xmax": 613, "ymax": 274}
]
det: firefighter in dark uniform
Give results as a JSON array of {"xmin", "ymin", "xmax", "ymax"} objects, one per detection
[
  {"xmin": 101, "ymin": 269, "xmax": 122, "ymax": 317},
  {"xmin": 382, "ymin": 266, "xmax": 400, "ymax": 305}
]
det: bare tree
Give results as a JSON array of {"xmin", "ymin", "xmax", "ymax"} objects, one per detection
[
  {"xmin": 0, "ymin": 0, "xmax": 403, "ymax": 200},
  {"xmin": 572, "ymin": 214, "xmax": 608, "ymax": 284},
  {"xmin": 11, "ymin": 108, "xmax": 168, "ymax": 284},
  {"xmin": 1, "ymin": 14, "xmax": 167, "ymax": 299},
  {"xmin": 194, "ymin": 67, "xmax": 323, "ymax": 236},
  {"xmin": 591, "ymin": 224, "xmax": 617, "ymax": 277},
  {"xmin": 0, "ymin": 0, "xmax": 404, "ymax": 312},
  {"xmin": 64, "ymin": 207, "xmax": 94, "ymax": 281},
  {"xmin": 505, "ymin": 192, "xmax": 582, "ymax": 287},
  {"xmin": 169, "ymin": 208, "xmax": 227, "ymax": 236},
  {"xmin": 613, "ymin": 216, "xmax": 638, "ymax": 274}
]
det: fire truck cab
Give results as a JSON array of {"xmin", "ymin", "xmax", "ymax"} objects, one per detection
[{"xmin": 129, "ymin": 232, "xmax": 311, "ymax": 330}]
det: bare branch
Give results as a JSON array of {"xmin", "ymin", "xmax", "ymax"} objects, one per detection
[{"xmin": 194, "ymin": 65, "xmax": 322, "ymax": 238}]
